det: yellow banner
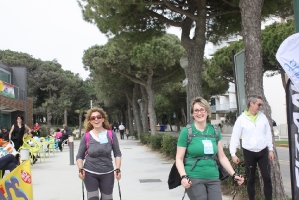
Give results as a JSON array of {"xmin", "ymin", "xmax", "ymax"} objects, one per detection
[{"xmin": 0, "ymin": 159, "xmax": 33, "ymax": 200}]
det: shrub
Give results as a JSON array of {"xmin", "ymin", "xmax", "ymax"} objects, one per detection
[
  {"xmin": 161, "ymin": 134, "xmax": 178, "ymax": 159},
  {"xmin": 132, "ymin": 130, "xmax": 138, "ymax": 139},
  {"xmin": 150, "ymin": 134, "xmax": 163, "ymax": 150},
  {"xmin": 140, "ymin": 132, "xmax": 151, "ymax": 144}
]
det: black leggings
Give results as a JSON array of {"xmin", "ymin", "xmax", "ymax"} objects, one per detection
[
  {"xmin": 84, "ymin": 171, "xmax": 114, "ymax": 200},
  {"xmin": 243, "ymin": 148, "xmax": 272, "ymax": 200}
]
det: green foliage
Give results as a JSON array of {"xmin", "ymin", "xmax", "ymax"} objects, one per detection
[
  {"xmin": 140, "ymin": 132, "xmax": 151, "ymax": 144},
  {"xmin": 161, "ymin": 134, "xmax": 178, "ymax": 159},
  {"xmin": 132, "ymin": 130, "xmax": 138, "ymax": 139},
  {"xmin": 222, "ymin": 147, "xmax": 264, "ymax": 199},
  {"xmin": 211, "ymin": 19, "xmax": 295, "ymax": 82},
  {"xmin": 262, "ymin": 19, "xmax": 295, "ymax": 71},
  {"xmin": 39, "ymin": 125, "xmax": 48, "ymax": 137},
  {"xmin": 150, "ymin": 134, "xmax": 163, "ymax": 150}
]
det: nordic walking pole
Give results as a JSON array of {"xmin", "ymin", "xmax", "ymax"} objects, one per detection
[
  {"xmin": 80, "ymin": 169, "xmax": 85, "ymax": 200},
  {"xmin": 82, "ymin": 181, "xmax": 85, "ymax": 200},
  {"xmin": 115, "ymin": 169, "xmax": 122, "ymax": 200}
]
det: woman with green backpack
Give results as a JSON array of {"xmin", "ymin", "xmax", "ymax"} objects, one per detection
[{"xmin": 175, "ymin": 97, "xmax": 244, "ymax": 200}]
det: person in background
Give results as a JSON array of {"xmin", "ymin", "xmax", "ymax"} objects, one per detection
[
  {"xmin": 54, "ymin": 128, "xmax": 62, "ymax": 139},
  {"xmin": 0, "ymin": 127, "xmax": 9, "ymax": 141},
  {"xmin": 118, "ymin": 123, "xmax": 125, "ymax": 140},
  {"xmin": 176, "ymin": 97, "xmax": 244, "ymax": 200},
  {"xmin": 125, "ymin": 128, "xmax": 130, "ymax": 140},
  {"xmin": 109, "ymin": 124, "xmax": 113, "ymax": 130},
  {"xmin": 230, "ymin": 95, "xmax": 274, "ymax": 200},
  {"xmin": 9, "ymin": 115, "xmax": 31, "ymax": 151},
  {"xmin": 76, "ymin": 107, "xmax": 122, "ymax": 200},
  {"xmin": 0, "ymin": 154, "xmax": 19, "ymax": 178},
  {"xmin": 59, "ymin": 129, "xmax": 69, "ymax": 152},
  {"xmin": 63, "ymin": 124, "xmax": 72, "ymax": 137},
  {"xmin": 33, "ymin": 122, "xmax": 41, "ymax": 136}
]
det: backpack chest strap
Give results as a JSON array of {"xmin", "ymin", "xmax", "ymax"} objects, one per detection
[{"xmin": 184, "ymin": 155, "xmax": 218, "ymax": 171}]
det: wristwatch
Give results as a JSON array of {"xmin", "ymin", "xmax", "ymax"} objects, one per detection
[
  {"xmin": 181, "ymin": 175, "xmax": 189, "ymax": 180},
  {"xmin": 79, "ymin": 168, "xmax": 84, "ymax": 173},
  {"xmin": 115, "ymin": 168, "xmax": 121, "ymax": 173}
]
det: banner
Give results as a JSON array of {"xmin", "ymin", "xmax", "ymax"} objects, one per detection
[
  {"xmin": 0, "ymin": 80, "xmax": 15, "ymax": 98},
  {"xmin": 286, "ymin": 80, "xmax": 299, "ymax": 200},
  {"xmin": 0, "ymin": 159, "xmax": 33, "ymax": 200},
  {"xmin": 276, "ymin": 32, "xmax": 299, "ymax": 91}
]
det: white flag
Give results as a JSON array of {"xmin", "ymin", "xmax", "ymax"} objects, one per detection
[{"xmin": 276, "ymin": 32, "xmax": 299, "ymax": 91}]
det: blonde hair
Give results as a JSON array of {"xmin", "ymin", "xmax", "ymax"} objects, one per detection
[
  {"xmin": 190, "ymin": 97, "xmax": 211, "ymax": 116},
  {"xmin": 84, "ymin": 107, "xmax": 110, "ymax": 132}
]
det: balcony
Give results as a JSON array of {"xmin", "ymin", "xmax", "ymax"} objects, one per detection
[
  {"xmin": 0, "ymin": 80, "xmax": 25, "ymax": 101},
  {"xmin": 211, "ymin": 102, "xmax": 237, "ymax": 113}
]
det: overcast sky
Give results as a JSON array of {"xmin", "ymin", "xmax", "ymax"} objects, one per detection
[
  {"xmin": 0, "ymin": 1, "xmax": 184, "ymax": 80},
  {"xmin": 0, "ymin": 0, "xmax": 109, "ymax": 80}
]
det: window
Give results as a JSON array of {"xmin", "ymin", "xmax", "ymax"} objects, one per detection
[{"xmin": 0, "ymin": 69, "xmax": 11, "ymax": 83}]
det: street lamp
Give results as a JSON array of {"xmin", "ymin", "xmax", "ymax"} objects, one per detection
[{"xmin": 180, "ymin": 55, "xmax": 190, "ymax": 124}]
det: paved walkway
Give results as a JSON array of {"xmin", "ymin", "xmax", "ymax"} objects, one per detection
[{"xmin": 30, "ymin": 135, "xmax": 232, "ymax": 200}]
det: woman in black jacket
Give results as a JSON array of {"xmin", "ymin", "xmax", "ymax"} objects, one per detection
[{"xmin": 8, "ymin": 115, "xmax": 31, "ymax": 151}]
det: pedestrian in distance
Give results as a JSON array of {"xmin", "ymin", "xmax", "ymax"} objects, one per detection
[
  {"xmin": 230, "ymin": 95, "xmax": 274, "ymax": 200},
  {"xmin": 118, "ymin": 123, "xmax": 125, "ymax": 140},
  {"xmin": 8, "ymin": 115, "xmax": 31, "ymax": 151},
  {"xmin": 76, "ymin": 107, "xmax": 122, "ymax": 200},
  {"xmin": 176, "ymin": 97, "xmax": 244, "ymax": 200},
  {"xmin": 62, "ymin": 124, "xmax": 72, "ymax": 137},
  {"xmin": 125, "ymin": 128, "xmax": 130, "ymax": 140}
]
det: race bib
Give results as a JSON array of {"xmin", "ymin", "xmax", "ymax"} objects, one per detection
[
  {"xmin": 98, "ymin": 131, "xmax": 108, "ymax": 144},
  {"xmin": 202, "ymin": 140, "xmax": 214, "ymax": 154}
]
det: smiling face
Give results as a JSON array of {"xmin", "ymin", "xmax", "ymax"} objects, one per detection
[
  {"xmin": 192, "ymin": 103, "xmax": 208, "ymax": 123},
  {"xmin": 89, "ymin": 111, "xmax": 104, "ymax": 128}
]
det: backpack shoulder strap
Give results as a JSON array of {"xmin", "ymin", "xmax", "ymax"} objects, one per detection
[
  {"xmin": 108, "ymin": 130, "xmax": 113, "ymax": 144},
  {"xmin": 85, "ymin": 132, "xmax": 90, "ymax": 149},
  {"xmin": 212, "ymin": 125, "xmax": 219, "ymax": 144},
  {"xmin": 186, "ymin": 124, "xmax": 193, "ymax": 145}
]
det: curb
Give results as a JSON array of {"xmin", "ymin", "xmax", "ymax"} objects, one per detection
[{"xmin": 276, "ymin": 144, "xmax": 289, "ymax": 148}]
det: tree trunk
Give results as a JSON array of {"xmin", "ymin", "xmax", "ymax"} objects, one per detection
[
  {"xmin": 126, "ymin": 94, "xmax": 134, "ymax": 136},
  {"xmin": 144, "ymin": 79, "xmax": 157, "ymax": 135},
  {"xmin": 280, "ymin": 69, "xmax": 287, "ymax": 92},
  {"xmin": 47, "ymin": 106, "xmax": 52, "ymax": 135},
  {"xmin": 181, "ymin": 107, "xmax": 187, "ymax": 126},
  {"xmin": 240, "ymin": 0, "xmax": 287, "ymax": 199},
  {"xmin": 140, "ymin": 85, "xmax": 149, "ymax": 132},
  {"xmin": 79, "ymin": 113, "xmax": 82, "ymax": 138},
  {"xmin": 133, "ymin": 83, "xmax": 142, "ymax": 138},
  {"xmin": 167, "ymin": 113, "xmax": 173, "ymax": 131},
  {"xmin": 64, "ymin": 108, "xmax": 67, "ymax": 126},
  {"xmin": 180, "ymin": 0, "xmax": 206, "ymax": 101}
]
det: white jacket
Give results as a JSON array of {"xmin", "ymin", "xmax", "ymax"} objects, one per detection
[{"xmin": 230, "ymin": 111, "xmax": 273, "ymax": 156}]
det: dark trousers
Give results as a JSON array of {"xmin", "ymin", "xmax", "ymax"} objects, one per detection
[
  {"xmin": 243, "ymin": 148, "xmax": 272, "ymax": 200},
  {"xmin": 119, "ymin": 130, "xmax": 124, "ymax": 140},
  {"xmin": 84, "ymin": 171, "xmax": 114, "ymax": 200},
  {"xmin": 0, "ymin": 154, "xmax": 18, "ymax": 176}
]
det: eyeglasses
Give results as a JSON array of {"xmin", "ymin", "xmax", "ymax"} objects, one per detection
[
  {"xmin": 90, "ymin": 115, "xmax": 102, "ymax": 121},
  {"xmin": 257, "ymin": 103, "xmax": 263, "ymax": 107},
  {"xmin": 193, "ymin": 108, "xmax": 206, "ymax": 113}
]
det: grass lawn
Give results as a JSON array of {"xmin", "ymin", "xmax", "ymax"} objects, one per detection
[{"xmin": 275, "ymin": 140, "xmax": 289, "ymax": 147}]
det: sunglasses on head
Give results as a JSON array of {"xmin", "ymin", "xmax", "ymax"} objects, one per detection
[{"xmin": 90, "ymin": 115, "xmax": 102, "ymax": 121}]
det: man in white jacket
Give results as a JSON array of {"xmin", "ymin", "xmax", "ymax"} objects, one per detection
[{"xmin": 230, "ymin": 95, "xmax": 274, "ymax": 200}]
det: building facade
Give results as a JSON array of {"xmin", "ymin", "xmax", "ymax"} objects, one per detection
[{"xmin": 0, "ymin": 63, "xmax": 33, "ymax": 129}]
